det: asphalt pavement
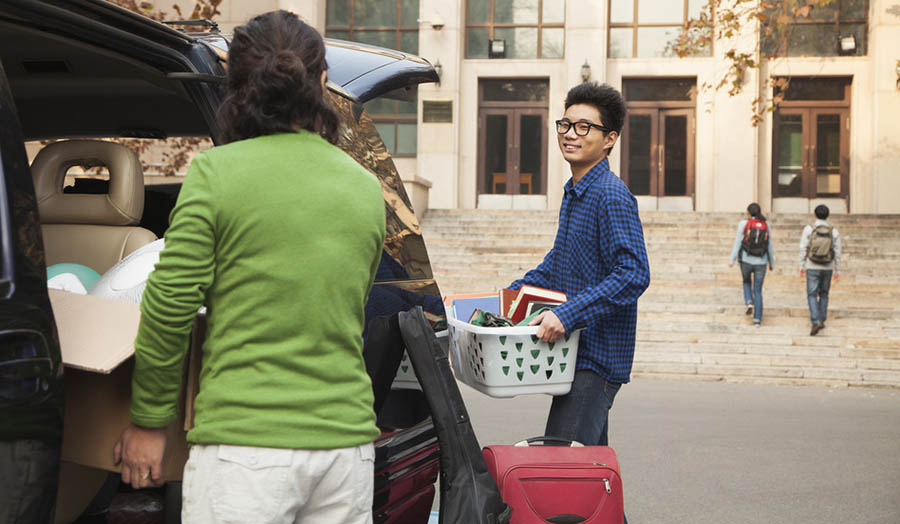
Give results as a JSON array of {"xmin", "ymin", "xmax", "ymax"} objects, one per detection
[{"xmin": 434, "ymin": 378, "xmax": 900, "ymax": 524}]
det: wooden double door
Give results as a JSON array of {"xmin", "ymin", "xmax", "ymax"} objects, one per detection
[
  {"xmin": 621, "ymin": 107, "xmax": 695, "ymax": 198},
  {"xmin": 773, "ymin": 107, "xmax": 849, "ymax": 198},
  {"xmin": 478, "ymin": 108, "xmax": 548, "ymax": 196}
]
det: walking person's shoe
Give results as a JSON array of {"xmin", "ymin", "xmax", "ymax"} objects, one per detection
[
  {"xmin": 810, "ymin": 323, "xmax": 823, "ymax": 336},
  {"xmin": 753, "ymin": 320, "xmax": 761, "ymax": 327},
  {"xmin": 745, "ymin": 303, "xmax": 753, "ymax": 315}
]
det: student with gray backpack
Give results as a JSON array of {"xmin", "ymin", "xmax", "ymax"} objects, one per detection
[
  {"xmin": 729, "ymin": 203, "xmax": 775, "ymax": 326},
  {"xmin": 799, "ymin": 205, "xmax": 842, "ymax": 336}
]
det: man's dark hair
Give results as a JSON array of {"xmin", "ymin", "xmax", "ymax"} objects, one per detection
[
  {"xmin": 218, "ymin": 10, "xmax": 339, "ymax": 144},
  {"xmin": 814, "ymin": 204, "xmax": 830, "ymax": 220},
  {"xmin": 564, "ymin": 82, "xmax": 626, "ymax": 152}
]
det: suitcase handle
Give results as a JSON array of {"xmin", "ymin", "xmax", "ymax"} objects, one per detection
[{"xmin": 513, "ymin": 436, "xmax": 585, "ymax": 447}]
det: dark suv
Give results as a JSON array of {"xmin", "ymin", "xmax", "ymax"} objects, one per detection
[{"xmin": 0, "ymin": 1, "xmax": 444, "ymax": 522}]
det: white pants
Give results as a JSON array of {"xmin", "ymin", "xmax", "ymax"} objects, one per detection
[{"xmin": 182, "ymin": 442, "xmax": 375, "ymax": 524}]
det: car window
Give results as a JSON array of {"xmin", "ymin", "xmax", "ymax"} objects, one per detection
[
  {"xmin": 24, "ymin": 93, "xmax": 435, "ymax": 286},
  {"xmin": 25, "ymin": 137, "xmax": 213, "ymax": 180}
]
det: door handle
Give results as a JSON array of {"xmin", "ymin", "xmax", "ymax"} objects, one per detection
[{"xmin": 0, "ymin": 329, "xmax": 55, "ymax": 407}]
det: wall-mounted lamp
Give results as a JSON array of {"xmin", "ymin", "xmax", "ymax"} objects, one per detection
[
  {"xmin": 489, "ymin": 39, "xmax": 506, "ymax": 59},
  {"xmin": 580, "ymin": 60, "xmax": 592, "ymax": 83},
  {"xmin": 838, "ymin": 34, "xmax": 857, "ymax": 55},
  {"xmin": 434, "ymin": 59, "xmax": 442, "ymax": 86},
  {"xmin": 416, "ymin": 12, "xmax": 445, "ymax": 30},
  {"xmin": 896, "ymin": 59, "xmax": 900, "ymax": 90}
]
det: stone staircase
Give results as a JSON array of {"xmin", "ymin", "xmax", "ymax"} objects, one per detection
[{"xmin": 421, "ymin": 210, "xmax": 900, "ymax": 388}]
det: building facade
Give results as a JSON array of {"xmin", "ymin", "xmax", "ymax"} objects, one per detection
[{"xmin": 164, "ymin": 0, "xmax": 900, "ymax": 214}]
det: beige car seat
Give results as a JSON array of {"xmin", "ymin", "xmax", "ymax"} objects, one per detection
[{"xmin": 31, "ymin": 140, "xmax": 157, "ymax": 274}]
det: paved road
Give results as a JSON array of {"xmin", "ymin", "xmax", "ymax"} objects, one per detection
[{"xmin": 435, "ymin": 379, "xmax": 900, "ymax": 524}]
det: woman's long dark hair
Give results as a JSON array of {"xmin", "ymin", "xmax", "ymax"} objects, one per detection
[
  {"xmin": 217, "ymin": 10, "xmax": 340, "ymax": 144},
  {"xmin": 747, "ymin": 202, "xmax": 766, "ymax": 222}
]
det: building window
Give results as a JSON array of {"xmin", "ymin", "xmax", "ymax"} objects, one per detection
[
  {"xmin": 772, "ymin": 77, "xmax": 851, "ymax": 199},
  {"xmin": 465, "ymin": 0, "xmax": 565, "ymax": 59},
  {"xmin": 761, "ymin": 1, "xmax": 868, "ymax": 57},
  {"xmin": 608, "ymin": 0, "xmax": 710, "ymax": 58},
  {"xmin": 326, "ymin": 0, "xmax": 419, "ymax": 156}
]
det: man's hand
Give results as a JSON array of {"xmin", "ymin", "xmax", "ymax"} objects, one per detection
[
  {"xmin": 529, "ymin": 310, "xmax": 566, "ymax": 343},
  {"xmin": 114, "ymin": 423, "xmax": 168, "ymax": 489},
  {"xmin": 800, "ymin": 269, "xmax": 806, "ymax": 277},
  {"xmin": 834, "ymin": 273, "xmax": 840, "ymax": 283},
  {"xmin": 728, "ymin": 262, "xmax": 734, "ymax": 268}
]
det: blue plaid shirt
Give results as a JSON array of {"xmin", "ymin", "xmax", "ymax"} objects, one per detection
[{"xmin": 510, "ymin": 158, "xmax": 650, "ymax": 383}]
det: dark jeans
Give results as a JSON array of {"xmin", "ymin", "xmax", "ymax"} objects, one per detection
[
  {"xmin": 545, "ymin": 369, "xmax": 622, "ymax": 446},
  {"xmin": 0, "ymin": 438, "xmax": 61, "ymax": 524},
  {"xmin": 740, "ymin": 263, "xmax": 767, "ymax": 322},
  {"xmin": 806, "ymin": 269, "xmax": 833, "ymax": 324}
]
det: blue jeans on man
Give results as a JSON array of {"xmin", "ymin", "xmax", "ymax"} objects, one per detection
[
  {"xmin": 740, "ymin": 263, "xmax": 767, "ymax": 323},
  {"xmin": 546, "ymin": 369, "xmax": 621, "ymax": 446},
  {"xmin": 806, "ymin": 269, "xmax": 833, "ymax": 324}
]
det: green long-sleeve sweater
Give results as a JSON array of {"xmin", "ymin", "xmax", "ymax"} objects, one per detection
[{"xmin": 130, "ymin": 132, "xmax": 384, "ymax": 449}]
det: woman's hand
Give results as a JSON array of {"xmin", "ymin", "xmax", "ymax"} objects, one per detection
[{"xmin": 113, "ymin": 423, "xmax": 168, "ymax": 489}]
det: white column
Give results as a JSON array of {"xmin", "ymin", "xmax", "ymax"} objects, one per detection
[
  {"xmin": 710, "ymin": 0, "xmax": 761, "ymax": 212},
  {"xmin": 417, "ymin": 0, "xmax": 461, "ymax": 209},
  {"xmin": 870, "ymin": 0, "xmax": 900, "ymax": 213}
]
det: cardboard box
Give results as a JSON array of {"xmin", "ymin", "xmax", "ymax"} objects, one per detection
[{"xmin": 50, "ymin": 290, "xmax": 199, "ymax": 522}]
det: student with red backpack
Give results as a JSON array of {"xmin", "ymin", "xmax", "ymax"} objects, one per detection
[{"xmin": 729, "ymin": 203, "xmax": 775, "ymax": 326}]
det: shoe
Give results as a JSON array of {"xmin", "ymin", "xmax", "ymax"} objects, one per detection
[
  {"xmin": 745, "ymin": 303, "xmax": 753, "ymax": 315},
  {"xmin": 753, "ymin": 320, "xmax": 761, "ymax": 327},
  {"xmin": 810, "ymin": 323, "xmax": 822, "ymax": 336}
]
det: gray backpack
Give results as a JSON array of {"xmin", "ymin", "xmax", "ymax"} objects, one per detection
[{"xmin": 807, "ymin": 224, "xmax": 834, "ymax": 264}]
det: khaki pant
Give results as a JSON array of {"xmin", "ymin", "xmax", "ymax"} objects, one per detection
[{"xmin": 182, "ymin": 442, "xmax": 374, "ymax": 524}]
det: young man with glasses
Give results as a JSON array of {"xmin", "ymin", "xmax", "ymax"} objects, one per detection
[{"xmin": 508, "ymin": 82, "xmax": 650, "ymax": 452}]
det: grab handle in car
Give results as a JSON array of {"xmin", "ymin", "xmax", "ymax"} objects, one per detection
[{"xmin": 0, "ymin": 151, "xmax": 16, "ymax": 299}]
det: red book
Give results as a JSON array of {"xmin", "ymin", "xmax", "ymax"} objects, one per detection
[
  {"xmin": 499, "ymin": 288, "xmax": 518, "ymax": 319},
  {"xmin": 507, "ymin": 285, "xmax": 566, "ymax": 324}
]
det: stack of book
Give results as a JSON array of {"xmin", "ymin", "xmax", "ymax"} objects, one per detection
[{"xmin": 446, "ymin": 285, "xmax": 567, "ymax": 326}]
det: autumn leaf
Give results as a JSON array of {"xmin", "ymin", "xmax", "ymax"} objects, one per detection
[{"xmin": 793, "ymin": 4, "xmax": 813, "ymax": 18}]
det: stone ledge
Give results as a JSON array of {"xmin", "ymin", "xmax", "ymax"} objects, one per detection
[{"xmin": 401, "ymin": 175, "xmax": 432, "ymax": 222}]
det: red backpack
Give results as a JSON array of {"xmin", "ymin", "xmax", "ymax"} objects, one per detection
[{"xmin": 741, "ymin": 219, "xmax": 769, "ymax": 257}]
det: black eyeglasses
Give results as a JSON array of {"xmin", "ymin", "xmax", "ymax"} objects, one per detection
[{"xmin": 555, "ymin": 119, "xmax": 611, "ymax": 136}]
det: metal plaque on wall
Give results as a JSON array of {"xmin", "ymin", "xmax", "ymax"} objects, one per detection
[{"xmin": 422, "ymin": 100, "xmax": 453, "ymax": 123}]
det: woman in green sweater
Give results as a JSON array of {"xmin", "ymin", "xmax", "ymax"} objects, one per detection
[{"xmin": 114, "ymin": 11, "xmax": 385, "ymax": 523}]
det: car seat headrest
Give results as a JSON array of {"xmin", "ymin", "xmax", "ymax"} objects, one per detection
[{"xmin": 31, "ymin": 140, "xmax": 145, "ymax": 225}]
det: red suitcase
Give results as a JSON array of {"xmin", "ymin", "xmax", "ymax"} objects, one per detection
[{"xmin": 482, "ymin": 437, "xmax": 624, "ymax": 524}]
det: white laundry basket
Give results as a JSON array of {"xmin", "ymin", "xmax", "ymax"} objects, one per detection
[
  {"xmin": 391, "ymin": 329, "xmax": 448, "ymax": 390},
  {"xmin": 447, "ymin": 307, "xmax": 579, "ymax": 397}
]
